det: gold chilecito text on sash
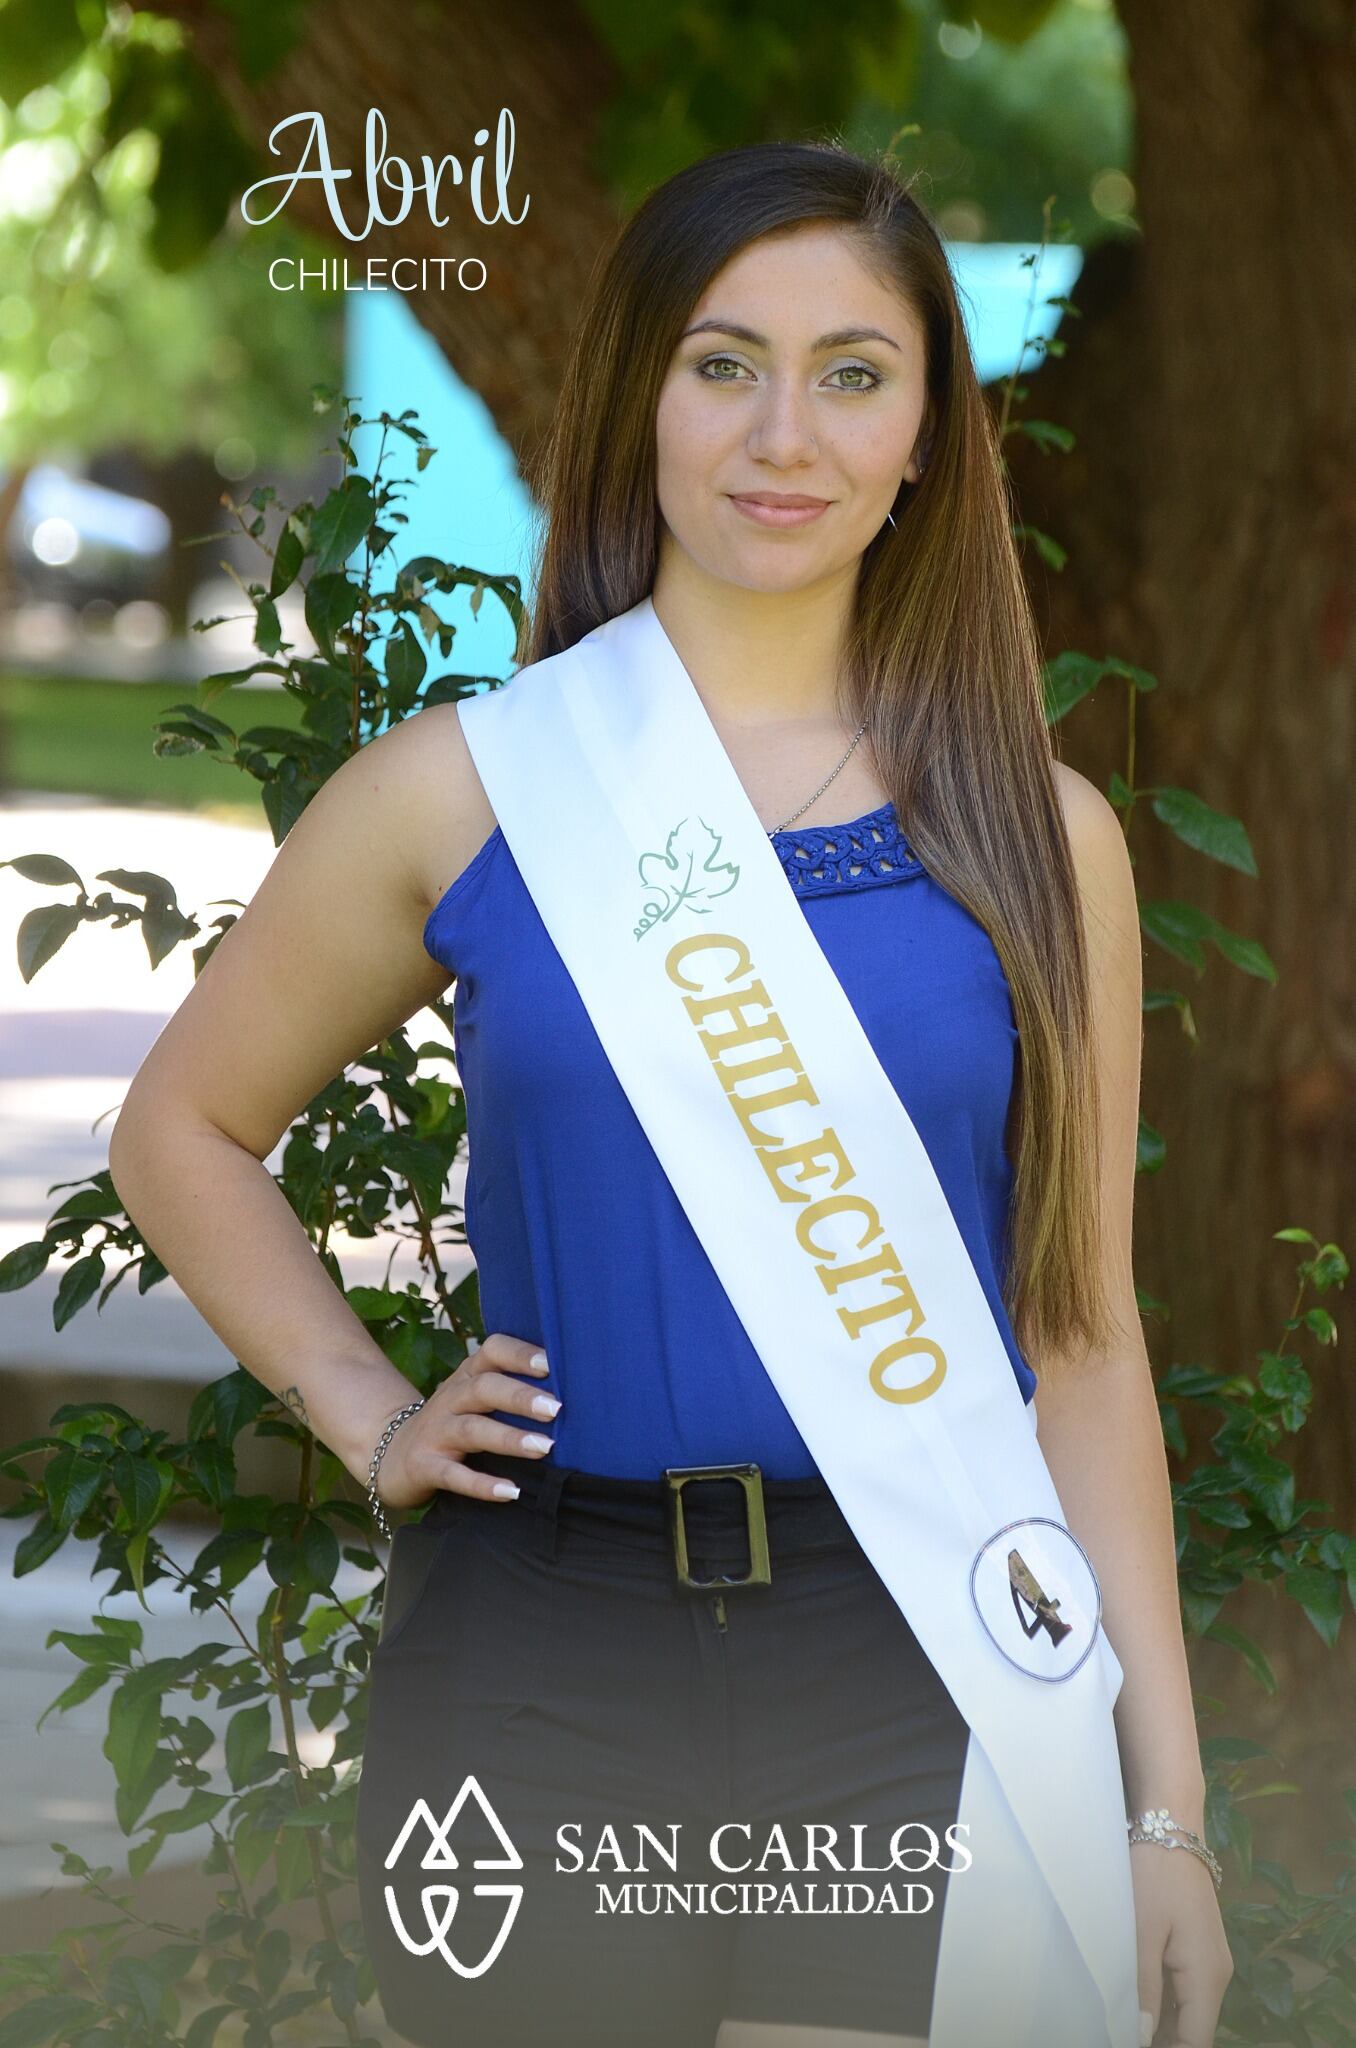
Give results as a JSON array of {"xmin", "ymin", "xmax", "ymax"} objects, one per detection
[{"xmin": 665, "ymin": 931, "xmax": 948, "ymax": 1407}]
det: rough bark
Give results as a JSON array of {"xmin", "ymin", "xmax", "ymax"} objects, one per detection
[
  {"xmin": 1011, "ymin": 0, "xmax": 1356, "ymax": 1478},
  {"xmin": 1005, "ymin": 0, "xmax": 1356, "ymax": 1814}
]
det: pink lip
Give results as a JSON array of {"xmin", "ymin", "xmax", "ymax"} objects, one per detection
[{"xmin": 728, "ymin": 492, "xmax": 831, "ymax": 528}]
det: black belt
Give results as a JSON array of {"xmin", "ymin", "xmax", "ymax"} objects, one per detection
[{"xmin": 447, "ymin": 1451, "xmax": 858, "ymax": 1591}]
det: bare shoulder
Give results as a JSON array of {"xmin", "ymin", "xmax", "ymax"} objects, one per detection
[
  {"xmin": 1050, "ymin": 761, "xmax": 1139, "ymax": 970},
  {"xmin": 1051, "ymin": 759, "xmax": 1118, "ymax": 850},
  {"xmin": 363, "ymin": 698, "xmax": 499, "ymax": 918}
]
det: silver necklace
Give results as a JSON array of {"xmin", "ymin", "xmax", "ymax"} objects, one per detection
[{"xmin": 766, "ymin": 717, "xmax": 871, "ymax": 836}]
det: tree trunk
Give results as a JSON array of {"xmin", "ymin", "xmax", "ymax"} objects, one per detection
[
  {"xmin": 1007, "ymin": 0, "xmax": 1356, "ymax": 1816},
  {"xmin": 1012, "ymin": 0, "xmax": 1356, "ymax": 1484}
]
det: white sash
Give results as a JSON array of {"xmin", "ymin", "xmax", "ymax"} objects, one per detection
[{"xmin": 457, "ymin": 594, "xmax": 1140, "ymax": 2047}]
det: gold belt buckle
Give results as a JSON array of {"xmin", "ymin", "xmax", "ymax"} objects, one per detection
[{"xmin": 662, "ymin": 1463, "xmax": 772, "ymax": 1590}]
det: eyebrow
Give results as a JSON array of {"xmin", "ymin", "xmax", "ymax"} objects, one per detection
[{"xmin": 680, "ymin": 317, "xmax": 903, "ymax": 355}]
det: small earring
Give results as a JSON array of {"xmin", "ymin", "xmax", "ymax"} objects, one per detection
[{"xmin": 886, "ymin": 511, "xmax": 897, "ymax": 531}]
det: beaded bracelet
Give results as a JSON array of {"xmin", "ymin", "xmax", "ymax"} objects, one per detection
[
  {"xmin": 365, "ymin": 1397, "xmax": 426, "ymax": 1541},
  {"xmin": 1127, "ymin": 1808, "xmax": 1223, "ymax": 1890}
]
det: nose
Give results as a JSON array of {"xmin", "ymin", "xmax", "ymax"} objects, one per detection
[{"xmin": 746, "ymin": 374, "xmax": 819, "ymax": 466}]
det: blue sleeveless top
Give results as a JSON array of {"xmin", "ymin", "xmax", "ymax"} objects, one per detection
[{"xmin": 422, "ymin": 797, "xmax": 1036, "ymax": 1479}]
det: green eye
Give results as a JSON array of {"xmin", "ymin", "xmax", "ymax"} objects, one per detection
[
  {"xmin": 695, "ymin": 355, "xmax": 882, "ymax": 394},
  {"xmin": 697, "ymin": 355, "xmax": 749, "ymax": 382}
]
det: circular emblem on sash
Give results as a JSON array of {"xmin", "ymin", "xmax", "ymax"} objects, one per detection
[{"xmin": 968, "ymin": 1517, "xmax": 1102, "ymax": 1683}]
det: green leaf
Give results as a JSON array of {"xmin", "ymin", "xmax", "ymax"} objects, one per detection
[
  {"xmin": 1145, "ymin": 982, "xmax": 1199, "ymax": 1032},
  {"xmin": 108, "ymin": 1954, "xmax": 169, "ymax": 2030},
  {"xmin": 13, "ymin": 1511, "xmax": 66, "ymax": 1576},
  {"xmin": 190, "ymin": 1365, "xmax": 272, "ymax": 1446},
  {"xmin": 1042, "ymin": 650, "xmax": 1105, "ymax": 720},
  {"xmin": 1149, "ymin": 787, "xmax": 1258, "ymax": 876},
  {"xmin": 0, "ymin": 0, "xmax": 86, "ymax": 102},
  {"xmin": 148, "ymin": 93, "xmax": 257, "ymax": 273},
  {"xmin": 1233, "ymin": 1444, "xmax": 1294, "ymax": 1530},
  {"xmin": 38, "ymin": 1660, "xmax": 114, "ymax": 1728},
  {"xmin": 289, "ymin": 1512, "xmax": 341, "ymax": 1594},
  {"xmin": 142, "ymin": 1788, "xmax": 231, "ymax": 1838},
  {"xmin": 1139, "ymin": 899, "xmax": 1213, "ymax": 973},
  {"xmin": 44, "ymin": 1628, "xmax": 123, "ymax": 1667},
  {"xmin": 1137, "ymin": 902, "xmax": 1273, "ymax": 982},
  {"xmin": 233, "ymin": 1814, "xmax": 278, "ymax": 1885},
  {"xmin": 225, "ymin": 1701, "xmax": 272, "ymax": 1789},
  {"xmin": 113, "ymin": 1447, "xmax": 165, "ymax": 1525},
  {"xmin": 125, "ymin": 1524, "xmax": 153, "ymax": 1606},
  {"xmin": 274, "ymin": 1821, "xmax": 312, "ymax": 1902},
  {"xmin": 0, "ymin": 1240, "xmax": 51, "ymax": 1291},
  {"xmin": 385, "ymin": 617, "xmax": 427, "ymax": 705},
  {"xmin": 300, "ymin": 1602, "xmax": 353, "ymax": 1655},
  {"xmin": 1136, "ymin": 1117, "xmax": 1166, "ymax": 1175},
  {"xmin": 1205, "ymin": 1622, "xmax": 1278, "ymax": 1695},
  {"xmin": 2, "ymin": 853, "xmax": 84, "ymax": 888},
  {"xmin": 1210, "ymin": 925, "xmax": 1276, "ymax": 983},
  {"xmin": 1013, "ymin": 523, "xmax": 1067, "ymax": 570},
  {"xmin": 310, "ymin": 478, "xmax": 376, "ymax": 575},
  {"xmin": 184, "ymin": 2004, "xmax": 236, "ymax": 2048},
  {"xmin": 270, "ymin": 520, "xmax": 305, "ymax": 598},
  {"xmin": 1311, "ymin": 1244, "xmax": 1349, "ymax": 1288},
  {"xmin": 1257, "ymin": 1355, "xmax": 1312, "ymax": 1431},
  {"xmin": 53, "ymin": 1253, "xmax": 104, "ymax": 1332},
  {"xmin": 304, "ymin": 573, "xmax": 362, "ymax": 661},
  {"xmin": 1284, "ymin": 1565, "xmax": 1343, "ymax": 1648},
  {"xmin": 1012, "ymin": 418, "xmax": 1075, "ymax": 454},
  {"xmin": 17, "ymin": 902, "xmax": 83, "ymax": 982},
  {"xmin": 255, "ymin": 1927, "xmax": 292, "ymax": 2000},
  {"xmin": 104, "ymin": 1681, "xmax": 162, "ymax": 1794},
  {"xmin": 0, "ymin": 1996, "xmax": 100, "ymax": 2048},
  {"xmin": 47, "ymin": 1449, "xmax": 107, "ymax": 1528}
]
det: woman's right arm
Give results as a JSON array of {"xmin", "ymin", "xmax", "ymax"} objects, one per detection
[{"xmin": 107, "ymin": 702, "xmax": 560, "ymax": 1512}]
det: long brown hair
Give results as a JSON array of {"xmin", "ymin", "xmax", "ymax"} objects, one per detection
[{"xmin": 521, "ymin": 139, "xmax": 1119, "ymax": 1373}]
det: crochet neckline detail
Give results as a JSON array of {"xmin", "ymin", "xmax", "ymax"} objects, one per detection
[{"xmin": 769, "ymin": 798, "xmax": 924, "ymax": 895}]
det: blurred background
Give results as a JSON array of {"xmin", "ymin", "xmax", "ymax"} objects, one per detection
[{"xmin": 0, "ymin": 0, "xmax": 1350, "ymax": 1976}]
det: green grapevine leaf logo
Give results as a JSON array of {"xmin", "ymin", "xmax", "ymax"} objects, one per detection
[{"xmin": 633, "ymin": 815, "xmax": 740, "ymax": 940}]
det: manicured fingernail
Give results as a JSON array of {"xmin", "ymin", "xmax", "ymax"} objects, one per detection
[
  {"xmin": 522, "ymin": 1433, "xmax": 554, "ymax": 1453},
  {"xmin": 531, "ymin": 1393, "xmax": 561, "ymax": 1417},
  {"xmin": 492, "ymin": 1480, "xmax": 520, "ymax": 1499},
  {"xmin": 528, "ymin": 1351, "xmax": 549, "ymax": 1373}
]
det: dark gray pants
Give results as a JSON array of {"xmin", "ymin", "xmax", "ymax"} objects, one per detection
[{"xmin": 356, "ymin": 1452, "xmax": 970, "ymax": 2047}]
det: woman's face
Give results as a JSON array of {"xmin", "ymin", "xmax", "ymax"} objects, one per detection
[{"xmin": 654, "ymin": 221, "xmax": 930, "ymax": 596}]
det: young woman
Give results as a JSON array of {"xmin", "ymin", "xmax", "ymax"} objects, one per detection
[{"xmin": 109, "ymin": 143, "xmax": 1233, "ymax": 2048}]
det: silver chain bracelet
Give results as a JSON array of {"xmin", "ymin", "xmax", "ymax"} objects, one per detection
[
  {"xmin": 1127, "ymin": 1808, "xmax": 1223, "ymax": 1890},
  {"xmin": 365, "ymin": 1397, "xmax": 426, "ymax": 1541}
]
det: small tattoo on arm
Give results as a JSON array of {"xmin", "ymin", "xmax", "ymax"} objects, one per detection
[{"xmin": 281, "ymin": 1385, "xmax": 310, "ymax": 1426}]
